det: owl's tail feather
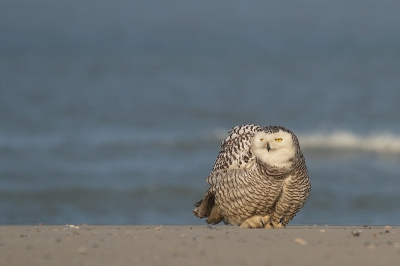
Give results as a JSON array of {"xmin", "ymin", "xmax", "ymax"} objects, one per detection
[
  {"xmin": 193, "ymin": 190, "xmax": 214, "ymax": 218},
  {"xmin": 206, "ymin": 204, "xmax": 224, "ymax": 224},
  {"xmin": 193, "ymin": 190, "xmax": 224, "ymax": 225}
]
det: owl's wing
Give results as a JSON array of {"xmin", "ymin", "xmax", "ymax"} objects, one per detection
[
  {"xmin": 206, "ymin": 168, "xmax": 271, "ymax": 226},
  {"xmin": 210, "ymin": 124, "xmax": 263, "ymax": 175}
]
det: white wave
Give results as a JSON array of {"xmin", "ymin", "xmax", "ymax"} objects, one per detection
[
  {"xmin": 213, "ymin": 128, "xmax": 400, "ymax": 155},
  {"xmin": 298, "ymin": 131, "xmax": 400, "ymax": 154}
]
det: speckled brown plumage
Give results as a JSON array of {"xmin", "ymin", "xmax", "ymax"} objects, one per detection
[{"xmin": 193, "ymin": 124, "xmax": 311, "ymax": 228}]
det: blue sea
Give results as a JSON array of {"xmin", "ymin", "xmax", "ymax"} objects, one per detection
[{"xmin": 1, "ymin": 0, "xmax": 400, "ymax": 226}]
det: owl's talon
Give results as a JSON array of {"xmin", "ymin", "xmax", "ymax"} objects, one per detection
[
  {"xmin": 263, "ymin": 217, "xmax": 285, "ymax": 229},
  {"xmin": 264, "ymin": 223, "xmax": 274, "ymax": 229},
  {"xmin": 262, "ymin": 215, "xmax": 273, "ymax": 228},
  {"xmin": 240, "ymin": 215, "xmax": 265, "ymax": 228}
]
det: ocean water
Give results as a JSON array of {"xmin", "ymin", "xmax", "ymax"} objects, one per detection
[{"xmin": 1, "ymin": 0, "xmax": 400, "ymax": 225}]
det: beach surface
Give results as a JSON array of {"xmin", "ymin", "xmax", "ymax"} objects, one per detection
[{"xmin": 1, "ymin": 225, "xmax": 399, "ymax": 266}]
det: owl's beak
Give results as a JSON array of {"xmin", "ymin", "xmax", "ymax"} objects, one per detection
[{"xmin": 266, "ymin": 142, "xmax": 271, "ymax": 152}]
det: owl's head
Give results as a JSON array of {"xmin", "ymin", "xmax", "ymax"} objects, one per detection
[{"xmin": 251, "ymin": 126, "xmax": 299, "ymax": 168}]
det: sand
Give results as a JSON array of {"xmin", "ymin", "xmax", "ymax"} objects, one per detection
[{"xmin": 0, "ymin": 224, "xmax": 399, "ymax": 266}]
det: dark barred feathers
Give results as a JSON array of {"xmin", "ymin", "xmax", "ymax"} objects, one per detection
[{"xmin": 193, "ymin": 124, "xmax": 311, "ymax": 229}]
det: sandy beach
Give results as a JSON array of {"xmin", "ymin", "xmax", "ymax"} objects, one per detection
[{"xmin": 0, "ymin": 225, "xmax": 398, "ymax": 266}]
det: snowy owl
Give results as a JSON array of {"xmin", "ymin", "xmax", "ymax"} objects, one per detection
[{"xmin": 193, "ymin": 124, "xmax": 311, "ymax": 228}]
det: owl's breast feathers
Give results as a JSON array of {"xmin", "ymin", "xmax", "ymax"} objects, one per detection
[{"xmin": 193, "ymin": 124, "xmax": 311, "ymax": 227}]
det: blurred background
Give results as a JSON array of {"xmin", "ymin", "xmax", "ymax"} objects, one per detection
[{"xmin": 1, "ymin": 0, "xmax": 399, "ymax": 225}]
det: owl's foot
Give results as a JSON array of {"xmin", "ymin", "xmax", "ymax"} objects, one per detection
[
  {"xmin": 264, "ymin": 220, "xmax": 286, "ymax": 229},
  {"xmin": 263, "ymin": 217, "xmax": 286, "ymax": 229},
  {"xmin": 262, "ymin": 215, "xmax": 274, "ymax": 228},
  {"xmin": 240, "ymin": 215, "xmax": 266, "ymax": 228}
]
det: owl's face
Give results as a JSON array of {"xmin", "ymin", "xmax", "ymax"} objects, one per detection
[{"xmin": 252, "ymin": 129, "xmax": 296, "ymax": 168}]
